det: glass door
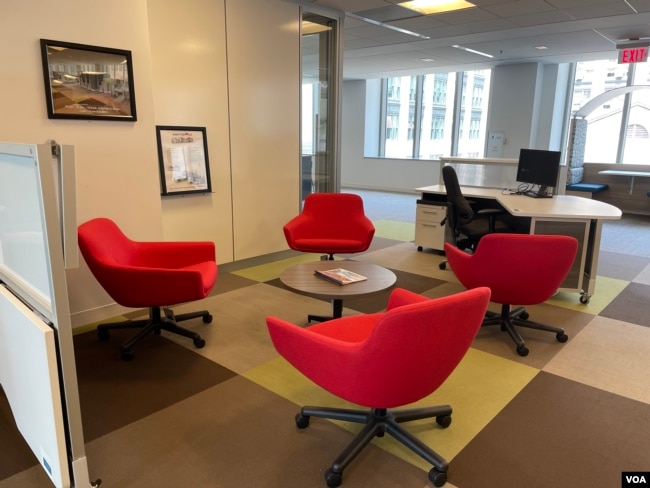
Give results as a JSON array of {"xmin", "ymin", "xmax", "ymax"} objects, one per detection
[{"xmin": 301, "ymin": 11, "xmax": 341, "ymax": 199}]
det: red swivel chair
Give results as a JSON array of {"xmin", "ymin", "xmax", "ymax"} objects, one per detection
[
  {"xmin": 283, "ymin": 193, "xmax": 375, "ymax": 260},
  {"xmin": 444, "ymin": 233, "xmax": 578, "ymax": 357},
  {"xmin": 78, "ymin": 217, "xmax": 218, "ymax": 361},
  {"xmin": 266, "ymin": 287, "xmax": 491, "ymax": 487}
]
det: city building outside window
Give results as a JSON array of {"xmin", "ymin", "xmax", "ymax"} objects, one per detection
[{"xmin": 380, "ymin": 70, "xmax": 491, "ymax": 160}]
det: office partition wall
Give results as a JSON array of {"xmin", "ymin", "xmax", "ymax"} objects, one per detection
[{"xmin": 0, "ymin": 142, "xmax": 92, "ymax": 487}]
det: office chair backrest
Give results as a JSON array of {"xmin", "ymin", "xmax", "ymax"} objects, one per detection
[
  {"xmin": 271, "ymin": 287, "xmax": 490, "ymax": 408},
  {"xmin": 445, "ymin": 233, "xmax": 578, "ymax": 305},
  {"xmin": 78, "ymin": 217, "xmax": 137, "ymax": 270},
  {"xmin": 300, "ymin": 192, "xmax": 370, "ymax": 238},
  {"xmin": 442, "ymin": 165, "xmax": 474, "ymax": 225}
]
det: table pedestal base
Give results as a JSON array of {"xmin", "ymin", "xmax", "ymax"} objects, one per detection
[{"xmin": 308, "ymin": 299, "xmax": 343, "ymax": 323}]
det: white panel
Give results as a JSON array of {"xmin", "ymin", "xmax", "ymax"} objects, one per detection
[
  {"xmin": 227, "ymin": 0, "xmax": 301, "ymax": 260},
  {"xmin": 0, "ymin": 286, "xmax": 69, "ymax": 488}
]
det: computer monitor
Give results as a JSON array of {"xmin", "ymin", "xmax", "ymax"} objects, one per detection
[{"xmin": 516, "ymin": 148, "xmax": 561, "ymax": 198}]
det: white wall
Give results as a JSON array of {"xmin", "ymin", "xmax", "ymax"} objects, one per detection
[
  {"xmin": 487, "ymin": 63, "xmax": 543, "ymax": 156},
  {"xmin": 0, "ymin": 0, "xmax": 302, "ymax": 327},
  {"xmin": 147, "ymin": 0, "xmax": 234, "ymax": 260},
  {"xmin": 341, "ymin": 80, "xmax": 440, "ymax": 193},
  {"xmin": 0, "ymin": 0, "xmax": 161, "ymax": 326},
  {"xmin": 225, "ymin": 0, "xmax": 301, "ymax": 260}
]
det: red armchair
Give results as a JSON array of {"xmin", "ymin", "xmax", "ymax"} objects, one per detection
[
  {"xmin": 266, "ymin": 287, "xmax": 491, "ymax": 487},
  {"xmin": 78, "ymin": 217, "xmax": 217, "ymax": 360},
  {"xmin": 283, "ymin": 193, "xmax": 375, "ymax": 260},
  {"xmin": 445, "ymin": 233, "xmax": 578, "ymax": 356}
]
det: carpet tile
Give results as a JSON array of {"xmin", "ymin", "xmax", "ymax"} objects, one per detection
[{"xmin": 2, "ymin": 202, "xmax": 650, "ymax": 488}]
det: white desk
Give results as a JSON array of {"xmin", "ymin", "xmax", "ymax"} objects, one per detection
[
  {"xmin": 415, "ymin": 185, "xmax": 622, "ymax": 302},
  {"xmin": 598, "ymin": 169, "xmax": 650, "ymax": 194}
]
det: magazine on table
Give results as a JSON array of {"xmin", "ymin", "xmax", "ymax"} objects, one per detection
[{"xmin": 315, "ymin": 268, "xmax": 367, "ymax": 285}]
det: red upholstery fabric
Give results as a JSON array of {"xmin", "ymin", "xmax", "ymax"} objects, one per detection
[
  {"xmin": 266, "ymin": 287, "xmax": 490, "ymax": 409},
  {"xmin": 78, "ymin": 218, "xmax": 217, "ymax": 308},
  {"xmin": 444, "ymin": 233, "xmax": 578, "ymax": 306},
  {"xmin": 283, "ymin": 193, "xmax": 375, "ymax": 254}
]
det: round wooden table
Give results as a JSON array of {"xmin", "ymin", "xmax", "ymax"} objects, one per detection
[{"xmin": 280, "ymin": 261, "xmax": 397, "ymax": 322}]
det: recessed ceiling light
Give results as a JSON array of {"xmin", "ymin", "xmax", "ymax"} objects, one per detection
[
  {"xmin": 534, "ymin": 45, "xmax": 548, "ymax": 50},
  {"xmin": 420, "ymin": 58, "xmax": 435, "ymax": 62},
  {"xmin": 452, "ymin": 44, "xmax": 493, "ymax": 58},
  {"xmin": 398, "ymin": 0, "xmax": 476, "ymax": 15}
]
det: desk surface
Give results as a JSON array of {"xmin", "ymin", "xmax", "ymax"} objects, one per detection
[
  {"xmin": 416, "ymin": 185, "xmax": 622, "ymax": 220},
  {"xmin": 280, "ymin": 261, "xmax": 397, "ymax": 301},
  {"xmin": 598, "ymin": 169, "xmax": 650, "ymax": 177}
]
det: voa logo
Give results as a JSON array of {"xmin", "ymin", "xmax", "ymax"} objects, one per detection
[
  {"xmin": 626, "ymin": 475, "xmax": 647, "ymax": 483},
  {"xmin": 623, "ymin": 472, "xmax": 650, "ymax": 486}
]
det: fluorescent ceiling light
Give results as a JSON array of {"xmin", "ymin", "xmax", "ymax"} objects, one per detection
[
  {"xmin": 452, "ymin": 44, "xmax": 493, "ymax": 58},
  {"xmin": 398, "ymin": 0, "xmax": 476, "ymax": 15},
  {"xmin": 347, "ymin": 12, "xmax": 430, "ymax": 40}
]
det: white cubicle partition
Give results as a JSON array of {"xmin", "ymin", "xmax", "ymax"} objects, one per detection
[
  {"xmin": 0, "ymin": 142, "xmax": 92, "ymax": 488},
  {"xmin": 0, "ymin": 286, "xmax": 68, "ymax": 487}
]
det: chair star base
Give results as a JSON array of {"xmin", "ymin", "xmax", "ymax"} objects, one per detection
[
  {"xmin": 483, "ymin": 304, "xmax": 568, "ymax": 357},
  {"xmin": 97, "ymin": 306, "xmax": 211, "ymax": 361},
  {"xmin": 296, "ymin": 405, "xmax": 452, "ymax": 487}
]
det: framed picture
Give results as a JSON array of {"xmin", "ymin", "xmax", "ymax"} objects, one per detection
[
  {"xmin": 40, "ymin": 39, "xmax": 137, "ymax": 121},
  {"xmin": 156, "ymin": 126, "xmax": 213, "ymax": 196}
]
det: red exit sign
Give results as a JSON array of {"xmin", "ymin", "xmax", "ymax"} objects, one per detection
[{"xmin": 618, "ymin": 47, "xmax": 648, "ymax": 64}]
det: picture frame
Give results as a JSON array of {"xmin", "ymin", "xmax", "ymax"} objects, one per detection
[
  {"xmin": 156, "ymin": 126, "xmax": 213, "ymax": 196},
  {"xmin": 40, "ymin": 39, "xmax": 137, "ymax": 121}
]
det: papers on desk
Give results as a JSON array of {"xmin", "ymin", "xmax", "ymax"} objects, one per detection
[{"xmin": 315, "ymin": 268, "xmax": 367, "ymax": 285}]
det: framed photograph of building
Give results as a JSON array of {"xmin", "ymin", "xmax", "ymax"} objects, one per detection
[
  {"xmin": 40, "ymin": 39, "xmax": 137, "ymax": 121},
  {"xmin": 156, "ymin": 126, "xmax": 212, "ymax": 196}
]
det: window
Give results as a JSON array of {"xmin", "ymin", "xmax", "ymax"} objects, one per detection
[
  {"xmin": 379, "ymin": 70, "xmax": 491, "ymax": 159},
  {"xmin": 570, "ymin": 59, "xmax": 650, "ymax": 165}
]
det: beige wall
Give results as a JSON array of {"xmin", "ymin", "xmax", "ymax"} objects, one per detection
[
  {"xmin": 225, "ymin": 0, "xmax": 301, "ymax": 260},
  {"xmin": 147, "ymin": 0, "xmax": 234, "ymax": 259},
  {"xmin": 0, "ymin": 0, "xmax": 301, "ymax": 326}
]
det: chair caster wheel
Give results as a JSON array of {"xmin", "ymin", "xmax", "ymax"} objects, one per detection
[
  {"xmin": 520, "ymin": 311, "xmax": 529, "ymax": 320},
  {"xmin": 516, "ymin": 345, "xmax": 529, "ymax": 357},
  {"xmin": 436, "ymin": 415, "xmax": 452, "ymax": 428},
  {"xmin": 556, "ymin": 332, "xmax": 568, "ymax": 343},
  {"xmin": 580, "ymin": 294, "xmax": 590, "ymax": 304},
  {"xmin": 193, "ymin": 337, "xmax": 206, "ymax": 348},
  {"xmin": 203, "ymin": 314, "xmax": 213, "ymax": 324},
  {"xmin": 438, "ymin": 262, "xmax": 446, "ymax": 270},
  {"xmin": 121, "ymin": 349, "xmax": 134, "ymax": 361},
  {"xmin": 324, "ymin": 468, "xmax": 342, "ymax": 488},
  {"xmin": 428, "ymin": 467, "xmax": 447, "ymax": 487},
  {"xmin": 295, "ymin": 413, "xmax": 310, "ymax": 429},
  {"xmin": 97, "ymin": 329, "xmax": 110, "ymax": 341}
]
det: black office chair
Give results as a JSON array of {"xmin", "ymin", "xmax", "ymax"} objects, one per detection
[{"xmin": 439, "ymin": 165, "xmax": 511, "ymax": 270}]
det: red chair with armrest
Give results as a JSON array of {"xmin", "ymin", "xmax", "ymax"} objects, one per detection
[
  {"xmin": 266, "ymin": 286, "xmax": 491, "ymax": 487},
  {"xmin": 444, "ymin": 233, "xmax": 578, "ymax": 356},
  {"xmin": 283, "ymin": 193, "xmax": 375, "ymax": 260},
  {"xmin": 78, "ymin": 217, "xmax": 217, "ymax": 361}
]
